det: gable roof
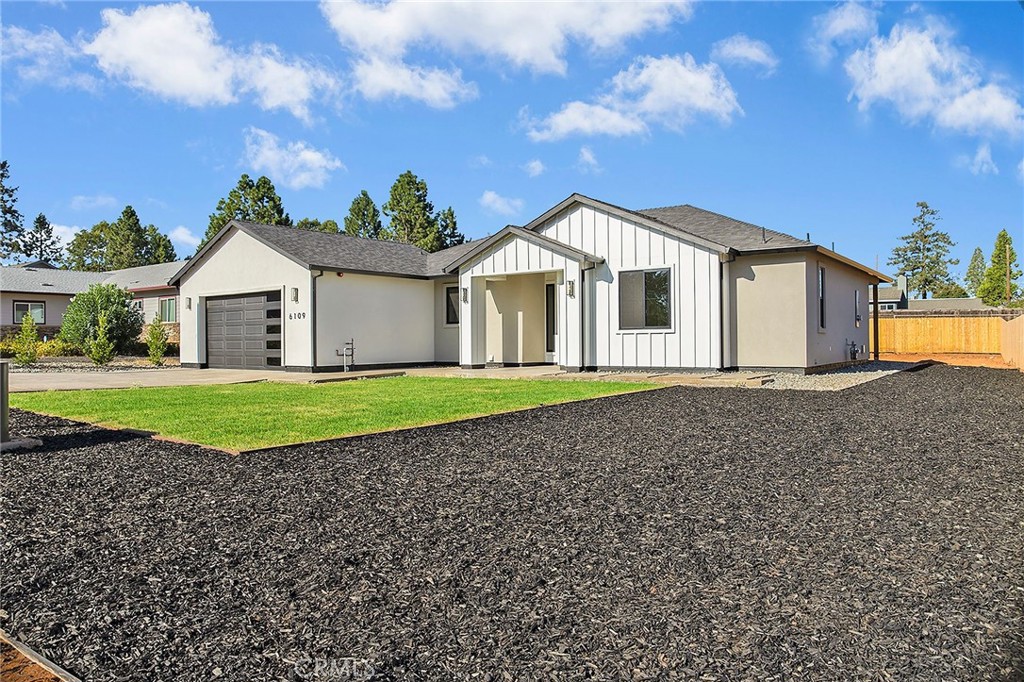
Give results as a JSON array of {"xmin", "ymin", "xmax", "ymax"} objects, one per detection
[
  {"xmin": 638, "ymin": 204, "xmax": 810, "ymax": 253},
  {"xmin": 102, "ymin": 261, "xmax": 184, "ymax": 290},
  {"xmin": 0, "ymin": 266, "xmax": 107, "ymax": 295},
  {"xmin": 440, "ymin": 225, "xmax": 604, "ymax": 273},
  {"xmin": 872, "ymin": 286, "xmax": 905, "ymax": 303}
]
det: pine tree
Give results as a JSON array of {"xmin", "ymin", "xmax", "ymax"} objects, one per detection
[
  {"xmin": 14, "ymin": 312, "xmax": 39, "ymax": 366},
  {"xmin": 977, "ymin": 230, "xmax": 1022, "ymax": 306},
  {"xmin": 436, "ymin": 206, "xmax": 466, "ymax": 250},
  {"xmin": 382, "ymin": 171, "xmax": 436, "ymax": 248},
  {"xmin": 295, "ymin": 218, "xmax": 340, "ymax": 233},
  {"xmin": 64, "ymin": 222, "xmax": 110, "ymax": 271},
  {"xmin": 141, "ymin": 225, "xmax": 177, "ymax": 264},
  {"xmin": 1, "ymin": 160, "xmax": 25, "ymax": 261},
  {"xmin": 344, "ymin": 190, "xmax": 383, "ymax": 239},
  {"xmin": 887, "ymin": 201, "xmax": 959, "ymax": 299},
  {"xmin": 202, "ymin": 174, "xmax": 292, "ymax": 248},
  {"xmin": 106, "ymin": 205, "xmax": 149, "ymax": 270},
  {"xmin": 20, "ymin": 213, "xmax": 64, "ymax": 264},
  {"xmin": 964, "ymin": 247, "xmax": 986, "ymax": 297}
]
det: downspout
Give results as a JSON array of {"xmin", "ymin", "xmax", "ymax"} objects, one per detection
[
  {"xmin": 872, "ymin": 281, "xmax": 880, "ymax": 361},
  {"xmin": 580, "ymin": 267, "xmax": 586, "ymax": 371},
  {"xmin": 311, "ymin": 269, "xmax": 324, "ymax": 371}
]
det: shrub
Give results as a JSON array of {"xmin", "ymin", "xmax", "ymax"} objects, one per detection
[
  {"xmin": 145, "ymin": 315, "xmax": 169, "ymax": 366},
  {"xmin": 14, "ymin": 313, "xmax": 39, "ymax": 366},
  {"xmin": 60, "ymin": 284, "xmax": 143, "ymax": 354},
  {"xmin": 84, "ymin": 312, "xmax": 116, "ymax": 365},
  {"xmin": 37, "ymin": 337, "xmax": 81, "ymax": 357},
  {"xmin": 0, "ymin": 335, "xmax": 17, "ymax": 358}
]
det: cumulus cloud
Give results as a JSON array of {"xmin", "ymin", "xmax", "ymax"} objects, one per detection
[
  {"xmin": 169, "ymin": 226, "xmax": 202, "ymax": 249},
  {"xmin": 711, "ymin": 34, "xmax": 779, "ymax": 75},
  {"xmin": 469, "ymin": 155, "xmax": 493, "ymax": 168},
  {"xmin": 525, "ymin": 54, "xmax": 741, "ymax": 141},
  {"xmin": 577, "ymin": 146, "xmax": 601, "ymax": 174},
  {"xmin": 1, "ymin": 26, "xmax": 98, "ymax": 90},
  {"xmin": 522, "ymin": 159, "xmax": 546, "ymax": 177},
  {"xmin": 479, "ymin": 190, "xmax": 524, "ymax": 216},
  {"xmin": 70, "ymin": 194, "xmax": 118, "ymax": 211},
  {"xmin": 808, "ymin": 2, "xmax": 878, "ymax": 64},
  {"xmin": 50, "ymin": 224, "xmax": 80, "ymax": 248},
  {"xmin": 320, "ymin": 0, "xmax": 692, "ymax": 107},
  {"xmin": 844, "ymin": 19, "xmax": 1023, "ymax": 137},
  {"xmin": 243, "ymin": 127, "xmax": 343, "ymax": 190},
  {"xmin": 963, "ymin": 143, "xmax": 998, "ymax": 175}
]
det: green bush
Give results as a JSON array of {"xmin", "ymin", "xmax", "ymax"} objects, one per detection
[
  {"xmin": 60, "ymin": 284, "xmax": 143, "ymax": 354},
  {"xmin": 84, "ymin": 312, "xmax": 116, "ymax": 365},
  {"xmin": 38, "ymin": 337, "xmax": 82, "ymax": 357},
  {"xmin": 14, "ymin": 313, "xmax": 39, "ymax": 366},
  {"xmin": 0, "ymin": 335, "xmax": 17, "ymax": 358},
  {"xmin": 145, "ymin": 315, "xmax": 169, "ymax": 366}
]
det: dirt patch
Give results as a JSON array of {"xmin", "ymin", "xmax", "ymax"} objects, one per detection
[{"xmin": 879, "ymin": 352, "xmax": 1015, "ymax": 369}]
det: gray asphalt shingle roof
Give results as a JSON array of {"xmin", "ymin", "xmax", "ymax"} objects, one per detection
[
  {"xmin": 0, "ymin": 267, "xmax": 107, "ymax": 295},
  {"xmin": 101, "ymin": 261, "xmax": 185, "ymax": 290},
  {"xmin": 637, "ymin": 204, "xmax": 810, "ymax": 253},
  {"xmin": 872, "ymin": 286, "xmax": 905, "ymax": 302}
]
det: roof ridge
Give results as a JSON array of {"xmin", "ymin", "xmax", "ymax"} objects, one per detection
[{"xmin": 640, "ymin": 204, "xmax": 810, "ymax": 246}]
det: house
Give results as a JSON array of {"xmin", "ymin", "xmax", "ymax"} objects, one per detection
[
  {"xmin": 171, "ymin": 194, "xmax": 889, "ymax": 373},
  {"xmin": 0, "ymin": 261, "xmax": 185, "ymax": 340},
  {"xmin": 870, "ymin": 275, "xmax": 908, "ymax": 310}
]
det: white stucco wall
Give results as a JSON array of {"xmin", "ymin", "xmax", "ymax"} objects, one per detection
[
  {"xmin": 433, "ymin": 279, "xmax": 460, "ymax": 363},
  {"xmin": 177, "ymin": 227, "xmax": 312, "ymax": 367},
  {"xmin": 805, "ymin": 254, "xmax": 872, "ymax": 367},
  {"xmin": 1, "ymin": 292, "xmax": 73, "ymax": 328},
  {"xmin": 534, "ymin": 205, "xmax": 722, "ymax": 369},
  {"xmin": 484, "ymin": 273, "xmax": 546, "ymax": 364},
  {"xmin": 315, "ymin": 271, "xmax": 434, "ymax": 367},
  {"xmin": 729, "ymin": 253, "xmax": 808, "ymax": 369}
]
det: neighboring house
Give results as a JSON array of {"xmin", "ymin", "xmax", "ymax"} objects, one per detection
[
  {"xmin": 0, "ymin": 261, "xmax": 185, "ymax": 340},
  {"xmin": 870, "ymin": 276, "xmax": 908, "ymax": 310},
  {"xmin": 906, "ymin": 297, "xmax": 991, "ymax": 311},
  {"xmin": 171, "ymin": 194, "xmax": 889, "ymax": 373}
]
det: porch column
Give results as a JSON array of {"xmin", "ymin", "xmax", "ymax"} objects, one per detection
[
  {"xmin": 872, "ymin": 282, "xmax": 880, "ymax": 361},
  {"xmin": 459, "ymin": 272, "xmax": 487, "ymax": 368}
]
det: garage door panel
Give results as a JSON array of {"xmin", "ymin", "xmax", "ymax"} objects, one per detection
[{"xmin": 206, "ymin": 291, "xmax": 283, "ymax": 369}]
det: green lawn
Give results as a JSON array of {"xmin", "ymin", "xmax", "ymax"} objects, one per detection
[{"xmin": 12, "ymin": 377, "xmax": 655, "ymax": 451}]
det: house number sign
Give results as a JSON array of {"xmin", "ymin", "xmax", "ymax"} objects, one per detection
[{"xmin": 288, "ymin": 312, "xmax": 307, "ymax": 320}]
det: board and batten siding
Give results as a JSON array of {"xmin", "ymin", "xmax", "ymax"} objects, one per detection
[{"xmin": 534, "ymin": 205, "xmax": 722, "ymax": 369}]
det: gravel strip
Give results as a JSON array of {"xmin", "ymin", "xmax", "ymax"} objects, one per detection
[
  {"xmin": 765, "ymin": 360, "xmax": 921, "ymax": 391},
  {"xmin": 9, "ymin": 359, "xmax": 178, "ymax": 373},
  {"xmin": 1, "ymin": 365, "xmax": 1022, "ymax": 680}
]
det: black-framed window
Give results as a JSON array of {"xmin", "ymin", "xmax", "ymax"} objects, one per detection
[
  {"xmin": 14, "ymin": 301, "xmax": 45, "ymax": 325},
  {"xmin": 817, "ymin": 265, "xmax": 826, "ymax": 330},
  {"xmin": 619, "ymin": 268, "xmax": 671, "ymax": 329},
  {"xmin": 445, "ymin": 286, "xmax": 459, "ymax": 325}
]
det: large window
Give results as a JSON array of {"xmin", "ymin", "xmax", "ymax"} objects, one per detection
[
  {"xmin": 444, "ymin": 286, "xmax": 459, "ymax": 325},
  {"xmin": 14, "ymin": 301, "xmax": 44, "ymax": 325},
  {"xmin": 619, "ymin": 268, "xmax": 671, "ymax": 330},
  {"xmin": 817, "ymin": 265, "xmax": 827, "ymax": 330},
  {"xmin": 159, "ymin": 297, "xmax": 177, "ymax": 323}
]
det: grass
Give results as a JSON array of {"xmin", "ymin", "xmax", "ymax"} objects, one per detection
[{"xmin": 11, "ymin": 376, "xmax": 656, "ymax": 451}]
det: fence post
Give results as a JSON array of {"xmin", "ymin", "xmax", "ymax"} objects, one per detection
[{"xmin": 872, "ymin": 283, "xmax": 880, "ymax": 360}]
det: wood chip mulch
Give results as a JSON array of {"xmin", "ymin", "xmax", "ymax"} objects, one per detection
[{"xmin": 1, "ymin": 365, "xmax": 1022, "ymax": 680}]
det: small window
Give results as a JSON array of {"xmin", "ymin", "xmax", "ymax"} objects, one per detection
[
  {"xmin": 266, "ymin": 357, "xmax": 281, "ymax": 367},
  {"xmin": 159, "ymin": 297, "xmax": 176, "ymax": 323},
  {"xmin": 444, "ymin": 286, "xmax": 459, "ymax": 325},
  {"xmin": 266, "ymin": 324, "xmax": 281, "ymax": 334},
  {"xmin": 14, "ymin": 301, "xmax": 45, "ymax": 325},
  {"xmin": 880, "ymin": 303, "xmax": 896, "ymax": 311},
  {"xmin": 266, "ymin": 340, "xmax": 281, "ymax": 350},
  {"xmin": 619, "ymin": 269, "xmax": 671, "ymax": 330},
  {"xmin": 817, "ymin": 265, "xmax": 826, "ymax": 330},
  {"xmin": 266, "ymin": 291, "xmax": 282, "ymax": 302},
  {"xmin": 266, "ymin": 308, "xmax": 282, "ymax": 319}
]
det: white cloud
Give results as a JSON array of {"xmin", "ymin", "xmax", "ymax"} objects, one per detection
[
  {"xmin": 75, "ymin": 3, "xmax": 337, "ymax": 121},
  {"xmin": 522, "ymin": 159, "xmax": 546, "ymax": 177},
  {"xmin": 526, "ymin": 54, "xmax": 741, "ymax": 141},
  {"xmin": 1, "ymin": 25, "xmax": 98, "ymax": 90},
  {"xmin": 350, "ymin": 57, "xmax": 476, "ymax": 109},
  {"xmin": 70, "ymin": 194, "xmax": 118, "ymax": 211},
  {"xmin": 469, "ymin": 155, "xmax": 493, "ymax": 168},
  {"xmin": 243, "ymin": 127, "xmax": 343, "ymax": 190},
  {"xmin": 1019, "ymin": 158, "xmax": 1024, "ymax": 184},
  {"xmin": 844, "ymin": 20, "xmax": 1023, "ymax": 137},
  {"xmin": 809, "ymin": 2, "xmax": 878, "ymax": 64},
  {"xmin": 320, "ymin": 0, "xmax": 692, "ymax": 107},
  {"xmin": 50, "ymin": 224, "xmax": 79, "ymax": 248},
  {"xmin": 711, "ymin": 34, "xmax": 779, "ymax": 75},
  {"xmin": 963, "ymin": 143, "xmax": 998, "ymax": 175},
  {"xmin": 169, "ymin": 226, "xmax": 201, "ymax": 249},
  {"xmin": 577, "ymin": 146, "xmax": 601, "ymax": 174},
  {"xmin": 479, "ymin": 190, "xmax": 524, "ymax": 217}
]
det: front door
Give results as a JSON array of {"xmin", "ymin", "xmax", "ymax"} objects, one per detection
[{"xmin": 545, "ymin": 282, "xmax": 556, "ymax": 364}]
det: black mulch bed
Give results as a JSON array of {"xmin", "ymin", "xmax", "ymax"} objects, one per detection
[{"xmin": 1, "ymin": 365, "xmax": 1022, "ymax": 681}]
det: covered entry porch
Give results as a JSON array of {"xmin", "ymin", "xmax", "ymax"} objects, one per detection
[{"xmin": 444, "ymin": 226, "xmax": 603, "ymax": 371}]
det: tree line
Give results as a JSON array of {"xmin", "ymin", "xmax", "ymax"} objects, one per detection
[
  {"xmin": 888, "ymin": 201, "xmax": 1021, "ymax": 307},
  {"xmin": 1, "ymin": 161, "xmax": 466, "ymax": 271}
]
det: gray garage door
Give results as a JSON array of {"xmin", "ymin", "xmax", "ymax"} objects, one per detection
[{"xmin": 206, "ymin": 291, "xmax": 282, "ymax": 369}]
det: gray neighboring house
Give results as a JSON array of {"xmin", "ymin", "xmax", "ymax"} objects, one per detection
[
  {"xmin": 0, "ymin": 261, "xmax": 185, "ymax": 340},
  {"xmin": 868, "ymin": 274, "xmax": 993, "ymax": 311}
]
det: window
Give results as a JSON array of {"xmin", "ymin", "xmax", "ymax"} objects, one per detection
[
  {"xmin": 444, "ymin": 286, "xmax": 459, "ymax": 325},
  {"xmin": 880, "ymin": 303, "xmax": 896, "ymax": 311},
  {"xmin": 13, "ymin": 301, "xmax": 44, "ymax": 325},
  {"xmin": 545, "ymin": 283, "xmax": 556, "ymax": 353},
  {"xmin": 619, "ymin": 268, "xmax": 671, "ymax": 330},
  {"xmin": 159, "ymin": 297, "xmax": 176, "ymax": 323},
  {"xmin": 817, "ymin": 265, "xmax": 826, "ymax": 330}
]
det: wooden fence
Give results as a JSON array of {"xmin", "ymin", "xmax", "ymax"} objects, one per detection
[
  {"xmin": 869, "ymin": 311, "xmax": 1019, "ymax": 354},
  {"xmin": 1002, "ymin": 314, "xmax": 1024, "ymax": 371}
]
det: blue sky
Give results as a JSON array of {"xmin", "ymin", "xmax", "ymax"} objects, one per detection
[{"xmin": 2, "ymin": 1, "xmax": 1022, "ymax": 278}]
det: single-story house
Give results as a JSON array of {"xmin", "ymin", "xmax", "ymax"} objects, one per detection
[
  {"xmin": 170, "ymin": 194, "xmax": 889, "ymax": 373},
  {"xmin": 870, "ymin": 276, "xmax": 908, "ymax": 310},
  {"xmin": 0, "ymin": 261, "xmax": 184, "ymax": 340}
]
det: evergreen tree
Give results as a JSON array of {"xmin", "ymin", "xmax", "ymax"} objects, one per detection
[
  {"xmin": 64, "ymin": 213, "xmax": 175, "ymax": 272},
  {"xmin": 14, "ymin": 311, "xmax": 39, "ymax": 366},
  {"xmin": 20, "ymin": 213, "xmax": 64, "ymax": 264},
  {"xmin": 964, "ymin": 247, "xmax": 986, "ymax": 297},
  {"xmin": 436, "ymin": 206, "xmax": 466, "ymax": 250},
  {"xmin": 932, "ymin": 280, "xmax": 968, "ymax": 298},
  {"xmin": 1, "ymin": 160, "xmax": 25, "ymax": 261},
  {"xmin": 977, "ymin": 230, "xmax": 1022, "ymax": 306},
  {"xmin": 64, "ymin": 222, "xmax": 111, "ymax": 271},
  {"xmin": 141, "ymin": 225, "xmax": 177, "ymax": 264},
  {"xmin": 105, "ymin": 205, "xmax": 149, "ymax": 270},
  {"xmin": 202, "ymin": 174, "xmax": 291, "ymax": 248},
  {"xmin": 295, "ymin": 218, "xmax": 340, "ymax": 233},
  {"xmin": 887, "ymin": 201, "xmax": 958, "ymax": 299},
  {"xmin": 382, "ymin": 171, "xmax": 435, "ymax": 248},
  {"xmin": 344, "ymin": 190, "xmax": 383, "ymax": 239}
]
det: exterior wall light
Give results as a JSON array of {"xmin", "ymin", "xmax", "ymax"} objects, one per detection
[
  {"xmin": 566, "ymin": 280, "xmax": 575, "ymax": 298},
  {"xmin": 461, "ymin": 287, "xmax": 468, "ymax": 303},
  {"xmin": 290, "ymin": 287, "xmax": 299, "ymax": 303},
  {"xmin": 185, "ymin": 297, "xmax": 192, "ymax": 311}
]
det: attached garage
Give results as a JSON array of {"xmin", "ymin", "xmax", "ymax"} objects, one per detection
[{"xmin": 206, "ymin": 291, "xmax": 282, "ymax": 369}]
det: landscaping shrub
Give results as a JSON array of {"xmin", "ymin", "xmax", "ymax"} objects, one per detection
[
  {"xmin": 60, "ymin": 284, "xmax": 143, "ymax": 354},
  {"xmin": 0, "ymin": 335, "xmax": 17, "ymax": 359},
  {"xmin": 14, "ymin": 313, "xmax": 39, "ymax": 366},
  {"xmin": 145, "ymin": 315, "xmax": 169, "ymax": 366},
  {"xmin": 37, "ymin": 337, "xmax": 82, "ymax": 357},
  {"xmin": 84, "ymin": 313, "xmax": 116, "ymax": 365}
]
